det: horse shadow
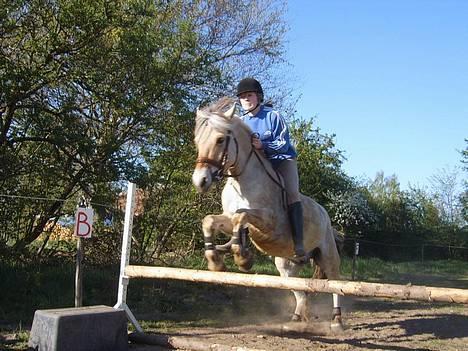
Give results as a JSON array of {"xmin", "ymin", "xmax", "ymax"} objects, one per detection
[{"xmin": 342, "ymin": 297, "xmax": 466, "ymax": 316}]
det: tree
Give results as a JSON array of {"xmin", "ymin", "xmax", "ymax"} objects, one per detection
[
  {"xmin": 364, "ymin": 172, "xmax": 417, "ymax": 246},
  {"xmin": 1, "ymin": 0, "xmax": 211, "ymax": 249},
  {"xmin": 326, "ymin": 187, "xmax": 376, "ymax": 238},
  {"xmin": 290, "ymin": 118, "xmax": 351, "ymax": 206},
  {"xmin": 0, "ymin": 0, "xmax": 289, "ymax": 256},
  {"xmin": 460, "ymin": 139, "xmax": 468, "ymax": 224},
  {"xmin": 405, "ymin": 186, "xmax": 441, "ymax": 236},
  {"xmin": 361, "ymin": 171, "xmax": 467, "ymax": 259},
  {"xmin": 429, "ymin": 166, "xmax": 463, "ymax": 226}
]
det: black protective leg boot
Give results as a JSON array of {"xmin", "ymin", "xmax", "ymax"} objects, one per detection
[{"xmin": 288, "ymin": 201, "xmax": 306, "ymax": 264}]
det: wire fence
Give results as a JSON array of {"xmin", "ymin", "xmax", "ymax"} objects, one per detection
[
  {"xmin": 341, "ymin": 238, "xmax": 468, "ymax": 262},
  {"xmin": 0, "ymin": 194, "xmax": 119, "ymax": 210}
]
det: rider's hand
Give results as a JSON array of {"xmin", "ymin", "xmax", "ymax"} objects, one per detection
[{"xmin": 252, "ymin": 136, "xmax": 263, "ymax": 150}]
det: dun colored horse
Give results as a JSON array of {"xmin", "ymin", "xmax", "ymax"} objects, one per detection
[{"xmin": 192, "ymin": 97, "xmax": 343, "ymax": 331}]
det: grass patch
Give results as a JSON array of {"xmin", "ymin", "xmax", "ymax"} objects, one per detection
[
  {"xmin": 0, "ymin": 322, "xmax": 30, "ymax": 351},
  {"xmin": 0, "ymin": 262, "xmax": 119, "ymax": 325},
  {"xmin": 340, "ymin": 256, "xmax": 468, "ymax": 286}
]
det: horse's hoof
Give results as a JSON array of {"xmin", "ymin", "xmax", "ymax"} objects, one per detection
[
  {"xmin": 238, "ymin": 264, "xmax": 251, "ymax": 273},
  {"xmin": 330, "ymin": 321, "xmax": 345, "ymax": 334},
  {"xmin": 237, "ymin": 256, "xmax": 254, "ymax": 272},
  {"xmin": 205, "ymin": 250, "xmax": 226, "ymax": 271},
  {"xmin": 291, "ymin": 313, "xmax": 302, "ymax": 322},
  {"xmin": 331, "ymin": 308, "xmax": 344, "ymax": 333},
  {"xmin": 233, "ymin": 247, "xmax": 254, "ymax": 272},
  {"xmin": 207, "ymin": 262, "xmax": 226, "ymax": 271}
]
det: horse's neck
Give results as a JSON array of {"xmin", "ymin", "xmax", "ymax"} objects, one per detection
[
  {"xmin": 229, "ymin": 151, "xmax": 284, "ymax": 207},
  {"xmin": 224, "ymin": 126, "xmax": 284, "ymax": 206}
]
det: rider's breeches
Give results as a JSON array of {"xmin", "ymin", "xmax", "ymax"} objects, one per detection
[{"xmin": 275, "ymin": 158, "xmax": 301, "ymax": 204}]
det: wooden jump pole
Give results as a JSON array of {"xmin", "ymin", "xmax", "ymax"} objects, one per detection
[{"xmin": 125, "ymin": 265, "xmax": 468, "ymax": 305}]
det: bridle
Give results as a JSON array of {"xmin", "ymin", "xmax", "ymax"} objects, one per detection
[
  {"xmin": 196, "ymin": 130, "xmax": 254, "ymax": 181},
  {"xmin": 194, "ymin": 115, "xmax": 287, "ymax": 208}
]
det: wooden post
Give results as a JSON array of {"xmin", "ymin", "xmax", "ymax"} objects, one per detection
[
  {"xmin": 74, "ymin": 198, "xmax": 86, "ymax": 308},
  {"xmin": 75, "ymin": 237, "xmax": 83, "ymax": 307},
  {"xmin": 351, "ymin": 241, "xmax": 359, "ymax": 281},
  {"xmin": 74, "ymin": 199, "xmax": 93, "ymax": 307}
]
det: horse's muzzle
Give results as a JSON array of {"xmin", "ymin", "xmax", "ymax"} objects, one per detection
[{"xmin": 192, "ymin": 167, "xmax": 213, "ymax": 193}]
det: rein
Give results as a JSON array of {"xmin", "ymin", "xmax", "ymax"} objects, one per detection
[
  {"xmin": 252, "ymin": 150, "xmax": 288, "ymax": 209},
  {"xmin": 195, "ymin": 132, "xmax": 250, "ymax": 181}
]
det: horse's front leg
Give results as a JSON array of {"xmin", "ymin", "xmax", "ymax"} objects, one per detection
[
  {"xmin": 202, "ymin": 214, "xmax": 233, "ymax": 272},
  {"xmin": 232, "ymin": 208, "xmax": 276, "ymax": 233},
  {"xmin": 230, "ymin": 208, "xmax": 276, "ymax": 272}
]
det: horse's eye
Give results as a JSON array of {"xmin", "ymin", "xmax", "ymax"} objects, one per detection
[{"xmin": 216, "ymin": 137, "xmax": 225, "ymax": 144}]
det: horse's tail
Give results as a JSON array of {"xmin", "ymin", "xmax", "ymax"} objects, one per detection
[
  {"xmin": 311, "ymin": 228, "xmax": 344, "ymax": 279},
  {"xmin": 333, "ymin": 228, "xmax": 345, "ymax": 256},
  {"xmin": 312, "ymin": 263, "xmax": 327, "ymax": 279},
  {"xmin": 310, "ymin": 248, "xmax": 327, "ymax": 279}
]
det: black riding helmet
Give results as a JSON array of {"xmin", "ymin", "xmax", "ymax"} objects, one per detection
[{"xmin": 236, "ymin": 78, "xmax": 264, "ymax": 102}]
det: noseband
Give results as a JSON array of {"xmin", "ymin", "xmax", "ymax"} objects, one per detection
[{"xmin": 196, "ymin": 131, "xmax": 254, "ymax": 181}]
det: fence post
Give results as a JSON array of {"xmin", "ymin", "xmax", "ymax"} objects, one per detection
[
  {"xmin": 75, "ymin": 237, "xmax": 83, "ymax": 307},
  {"xmin": 74, "ymin": 197, "xmax": 88, "ymax": 308},
  {"xmin": 351, "ymin": 241, "xmax": 359, "ymax": 281}
]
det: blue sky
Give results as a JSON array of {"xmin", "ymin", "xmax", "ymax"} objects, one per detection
[{"xmin": 285, "ymin": 0, "xmax": 467, "ymax": 190}]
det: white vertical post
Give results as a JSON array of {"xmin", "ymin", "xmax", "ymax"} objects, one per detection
[
  {"xmin": 333, "ymin": 293, "xmax": 340, "ymax": 307},
  {"xmin": 114, "ymin": 182, "xmax": 143, "ymax": 333}
]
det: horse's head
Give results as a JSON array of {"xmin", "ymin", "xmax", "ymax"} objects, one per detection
[{"xmin": 192, "ymin": 97, "xmax": 247, "ymax": 193}]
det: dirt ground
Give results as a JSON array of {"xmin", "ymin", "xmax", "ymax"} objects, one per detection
[
  {"xmin": 130, "ymin": 290, "xmax": 468, "ymax": 351},
  {"xmin": 2, "ymin": 273, "xmax": 466, "ymax": 350}
]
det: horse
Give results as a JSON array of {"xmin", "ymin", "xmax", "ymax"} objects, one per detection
[{"xmin": 191, "ymin": 97, "xmax": 344, "ymax": 332}]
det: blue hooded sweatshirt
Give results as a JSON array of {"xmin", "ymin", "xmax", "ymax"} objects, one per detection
[{"xmin": 240, "ymin": 104, "xmax": 297, "ymax": 168}]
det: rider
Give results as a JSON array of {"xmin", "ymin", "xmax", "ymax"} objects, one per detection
[{"xmin": 236, "ymin": 77, "xmax": 306, "ymax": 263}]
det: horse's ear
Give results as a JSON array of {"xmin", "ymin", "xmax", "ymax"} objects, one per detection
[
  {"xmin": 223, "ymin": 104, "xmax": 236, "ymax": 119},
  {"xmin": 196, "ymin": 107, "xmax": 204, "ymax": 120}
]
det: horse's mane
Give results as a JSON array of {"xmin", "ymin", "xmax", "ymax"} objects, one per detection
[
  {"xmin": 203, "ymin": 96, "xmax": 236, "ymax": 115},
  {"xmin": 195, "ymin": 97, "xmax": 253, "ymax": 140}
]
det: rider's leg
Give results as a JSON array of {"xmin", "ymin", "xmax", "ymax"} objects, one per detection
[
  {"xmin": 276, "ymin": 159, "xmax": 306, "ymax": 262},
  {"xmin": 288, "ymin": 201, "xmax": 306, "ymax": 261}
]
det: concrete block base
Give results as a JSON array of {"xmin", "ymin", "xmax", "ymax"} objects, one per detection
[{"xmin": 28, "ymin": 305, "xmax": 128, "ymax": 351}]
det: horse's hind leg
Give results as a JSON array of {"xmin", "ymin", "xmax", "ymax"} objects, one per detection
[
  {"xmin": 315, "ymin": 247, "xmax": 344, "ymax": 333},
  {"xmin": 274, "ymin": 257, "xmax": 309, "ymax": 322},
  {"xmin": 202, "ymin": 214, "xmax": 233, "ymax": 271},
  {"xmin": 330, "ymin": 293, "xmax": 343, "ymax": 332}
]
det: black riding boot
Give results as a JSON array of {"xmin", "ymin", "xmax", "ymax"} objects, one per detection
[{"xmin": 288, "ymin": 201, "xmax": 306, "ymax": 263}]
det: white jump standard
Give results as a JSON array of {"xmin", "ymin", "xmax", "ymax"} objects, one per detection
[{"xmin": 114, "ymin": 182, "xmax": 144, "ymax": 332}]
